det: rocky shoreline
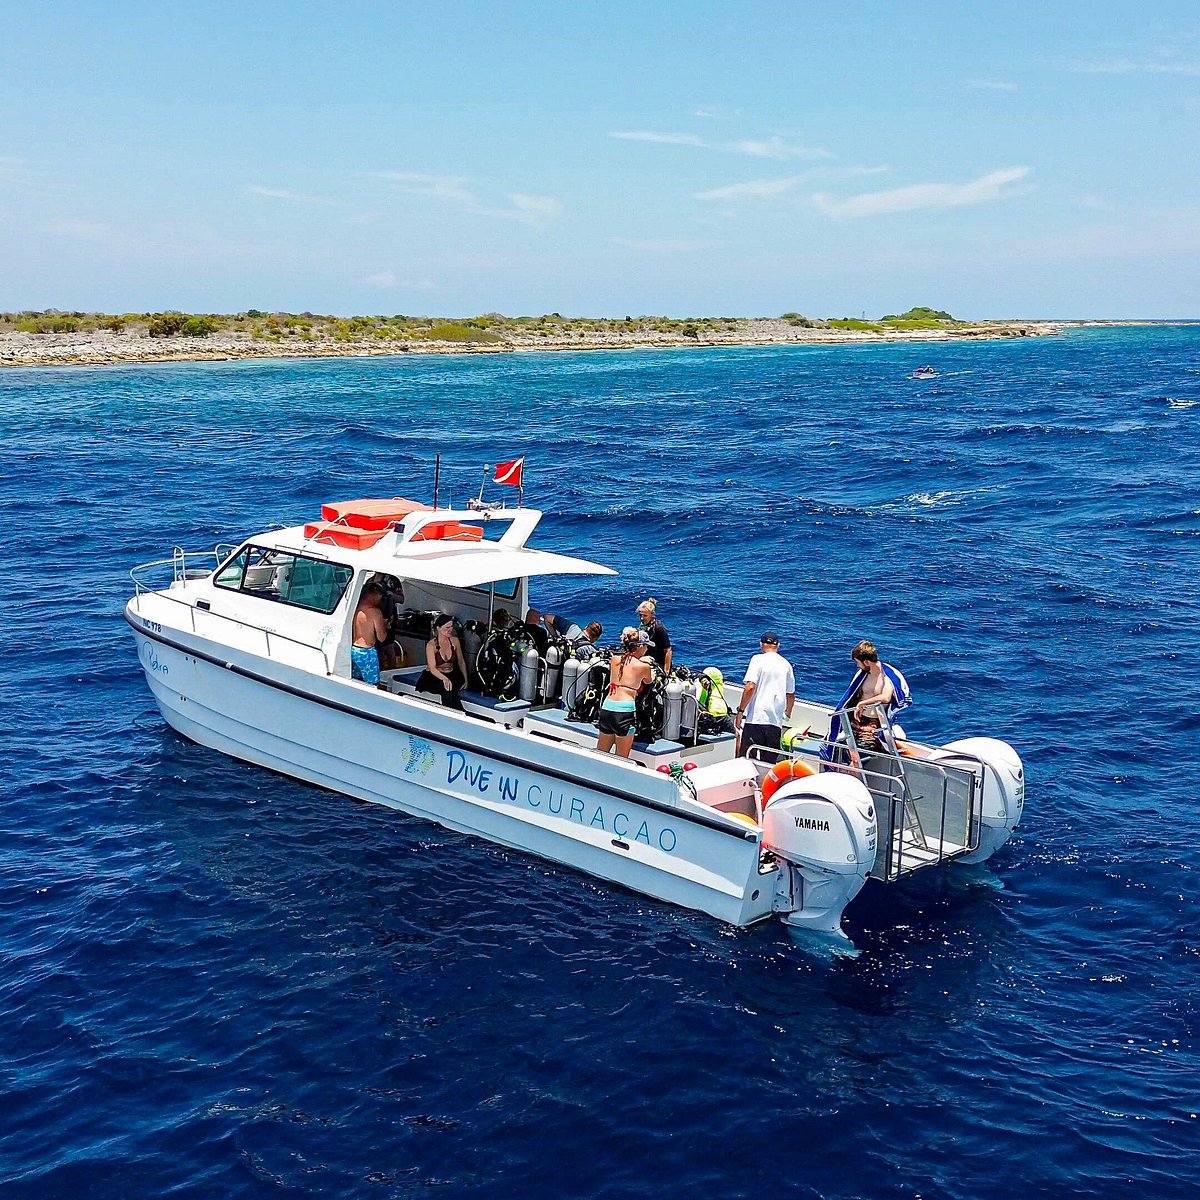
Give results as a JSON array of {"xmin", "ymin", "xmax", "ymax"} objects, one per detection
[{"xmin": 0, "ymin": 318, "xmax": 1060, "ymax": 368}]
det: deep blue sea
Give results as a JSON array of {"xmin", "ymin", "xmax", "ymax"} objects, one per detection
[{"xmin": 2, "ymin": 328, "xmax": 1199, "ymax": 1198}]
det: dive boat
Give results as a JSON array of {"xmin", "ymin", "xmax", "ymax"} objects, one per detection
[
  {"xmin": 911, "ymin": 365, "xmax": 939, "ymax": 380},
  {"xmin": 126, "ymin": 497, "xmax": 1024, "ymax": 939}
]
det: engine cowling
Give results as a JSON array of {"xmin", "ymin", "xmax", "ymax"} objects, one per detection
[
  {"xmin": 940, "ymin": 736, "xmax": 1024, "ymax": 864},
  {"xmin": 763, "ymin": 773, "xmax": 877, "ymax": 936}
]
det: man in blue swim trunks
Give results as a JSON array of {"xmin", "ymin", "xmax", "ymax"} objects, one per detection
[{"xmin": 351, "ymin": 581, "xmax": 388, "ymax": 686}]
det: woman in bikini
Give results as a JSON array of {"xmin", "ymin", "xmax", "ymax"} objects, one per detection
[
  {"xmin": 597, "ymin": 627, "xmax": 655, "ymax": 757},
  {"xmin": 418, "ymin": 613, "xmax": 469, "ymax": 710}
]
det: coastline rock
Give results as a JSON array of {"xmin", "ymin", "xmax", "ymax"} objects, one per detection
[{"xmin": 0, "ymin": 320, "xmax": 1062, "ymax": 369}]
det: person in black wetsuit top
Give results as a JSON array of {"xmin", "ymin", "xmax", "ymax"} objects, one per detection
[{"xmin": 637, "ymin": 598, "xmax": 672, "ymax": 674}]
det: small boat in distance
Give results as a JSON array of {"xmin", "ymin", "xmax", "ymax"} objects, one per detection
[
  {"xmin": 911, "ymin": 365, "xmax": 939, "ymax": 380},
  {"xmin": 126, "ymin": 494, "xmax": 1024, "ymax": 940}
]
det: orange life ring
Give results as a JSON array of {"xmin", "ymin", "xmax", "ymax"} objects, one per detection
[{"xmin": 760, "ymin": 758, "xmax": 817, "ymax": 805}]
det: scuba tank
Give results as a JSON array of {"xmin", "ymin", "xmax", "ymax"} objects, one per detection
[
  {"xmin": 561, "ymin": 655, "xmax": 591, "ymax": 714},
  {"xmin": 544, "ymin": 640, "xmax": 565, "ymax": 702},
  {"xmin": 568, "ymin": 659, "xmax": 609, "ymax": 724},
  {"xmin": 663, "ymin": 677, "xmax": 687, "ymax": 742},
  {"xmin": 518, "ymin": 644, "xmax": 541, "ymax": 703},
  {"xmin": 697, "ymin": 667, "xmax": 733, "ymax": 735},
  {"xmin": 634, "ymin": 665, "xmax": 667, "ymax": 743},
  {"xmin": 462, "ymin": 620, "xmax": 484, "ymax": 689},
  {"xmin": 476, "ymin": 629, "xmax": 519, "ymax": 699}
]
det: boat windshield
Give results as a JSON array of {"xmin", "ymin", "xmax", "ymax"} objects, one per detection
[{"xmin": 215, "ymin": 545, "xmax": 353, "ymax": 615}]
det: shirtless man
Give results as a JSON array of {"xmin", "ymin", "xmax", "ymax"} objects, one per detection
[
  {"xmin": 850, "ymin": 640, "xmax": 895, "ymax": 721},
  {"xmin": 596, "ymin": 628, "xmax": 655, "ymax": 757},
  {"xmin": 351, "ymin": 581, "xmax": 388, "ymax": 686}
]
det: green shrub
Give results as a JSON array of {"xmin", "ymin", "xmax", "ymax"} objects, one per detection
[
  {"xmin": 180, "ymin": 317, "xmax": 219, "ymax": 337},
  {"xmin": 147, "ymin": 312, "xmax": 188, "ymax": 337},
  {"xmin": 414, "ymin": 322, "xmax": 501, "ymax": 343},
  {"xmin": 881, "ymin": 306, "xmax": 955, "ymax": 322},
  {"xmin": 828, "ymin": 318, "xmax": 882, "ymax": 331}
]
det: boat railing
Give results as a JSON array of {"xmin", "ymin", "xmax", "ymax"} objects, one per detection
[
  {"xmin": 129, "ymin": 545, "xmax": 239, "ymax": 593},
  {"xmin": 757, "ymin": 707, "xmax": 983, "ymax": 881},
  {"xmin": 129, "ymin": 550, "xmax": 333, "ymax": 676}
]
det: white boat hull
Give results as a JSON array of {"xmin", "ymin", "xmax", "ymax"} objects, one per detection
[{"xmin": 131, "ymin": 613, "xmax": 776, "ymax": 927}]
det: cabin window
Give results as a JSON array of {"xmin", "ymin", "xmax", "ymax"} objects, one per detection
[
  {"xmin": 467, "ymin": 577, "xmax": 520, "ymax": 601},
  {"xmin": 214, "ymin": 545, "xmax": 353, "ymax": 614}
]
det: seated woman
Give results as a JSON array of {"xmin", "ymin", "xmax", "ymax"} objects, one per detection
[
  {"xmin": 417, "ymin": 614, "xmax": 469, "ymax": 710},
  {"xmin": 596, "ymin": 627, "xmax": 655, "ymax": 758}
]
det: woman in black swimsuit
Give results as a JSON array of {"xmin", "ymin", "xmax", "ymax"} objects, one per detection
[{"xmin": 418, "ymin": 614, "xmax": 469, "ymax": 710}]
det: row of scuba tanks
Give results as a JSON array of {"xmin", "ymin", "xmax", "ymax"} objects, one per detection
[{"xmin": 458, "ymin": 618, "xmax": 730, "ymax": 745}]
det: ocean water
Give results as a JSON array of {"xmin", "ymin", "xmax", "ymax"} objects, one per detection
[{"xmin": 1, "ymin": 328, "xmax": 1198, "ymax": 1198}]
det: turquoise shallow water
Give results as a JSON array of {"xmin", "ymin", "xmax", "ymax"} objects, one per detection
[{"xmin": 1, "ymin": 328, "xmax": 1198, "ymax": 1197}]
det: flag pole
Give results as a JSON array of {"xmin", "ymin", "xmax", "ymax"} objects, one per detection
[
  {"xmin": 476, "ymin": 465, "xmax": 488, "ymax": 505},
  {"xmin": 433, "ymin": 453, "xmax": 441, "ymax": 510}
]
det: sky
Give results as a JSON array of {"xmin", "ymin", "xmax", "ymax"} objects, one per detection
[{"xmin": 1, "ymin": 1, "xmax": 1198, "ymax": 319}]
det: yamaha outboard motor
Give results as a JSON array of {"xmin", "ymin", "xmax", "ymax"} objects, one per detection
[{"xmin": 763, "ymin": 773, "xmax": 878, "ymax": 937}]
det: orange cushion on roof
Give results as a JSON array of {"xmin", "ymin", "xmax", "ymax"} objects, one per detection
[
  {"xmin": 320, "ymin": 498, "xmax": 430, "ymax": 532},
  {"xmin": 303, "ymin": 523, "xmax": 389, "ymax": 550},
  {"xmin": 412, "ymin": 521, "xmax": 484, "ymax": 543}
]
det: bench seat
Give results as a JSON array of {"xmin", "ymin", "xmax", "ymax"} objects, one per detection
[{"xmin": 381, "ymin": 668, "xmax": 530, "ymax": 727}]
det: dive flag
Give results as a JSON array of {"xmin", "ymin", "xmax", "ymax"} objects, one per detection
[{"xmin": 493, "ymin": 457, "xmax": 524, "ymax": 487}]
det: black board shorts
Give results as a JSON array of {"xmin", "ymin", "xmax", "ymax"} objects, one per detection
[{"xmin": 598, "ymin": 704, "xmax": 635, "ymax": 737}]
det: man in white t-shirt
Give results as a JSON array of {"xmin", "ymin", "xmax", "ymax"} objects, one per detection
[{"xmin": 734, "ymin": 631, "xmax": 795, "ymax": 760}]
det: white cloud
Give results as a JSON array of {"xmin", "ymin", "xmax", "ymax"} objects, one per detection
[
  {"xmin": 507, "ymin": 193, "xmax": 563, "ymax": 225},
  {"xmin": 970, "ymin": 79, "xmax": 1019, "ymax": 92},
  {"xmin": 813, "ymin": 167, "xmax": 1032, "ymax": 219},
  {"xmin": 609, "ymin": 237, "xmax": 725, "ymax": 253},
  {"xmin": 610, "ymin": 131, "xmax": 706, "ymax": 146},
  {"xmin": 730, "ymin": 136, "xmax": 833, "ymax": 161},
  {"xmin": 249, "ymin": 185, "xmax": 311, "ymax": 201},
  {"xmin": 363, "ymin": 271, "xmax": 436, "ymax": 291},
  {"xmin": 1065, "ymin": 55, "xmax": 1200, "ymax": 76},
  {"xmin": 371, "ymin": 171, "xmax": 478, "ymax": 207},
  {"xmin": 1078, "ymin": 194, "xmax": 1115, "ymax": 211},
  {"xmin": 610, "ymin": 130, "xmax": 830, "ymax": 160},
  {"xmin": 694, "ymin": 178, "xmax": 801, "ymax": 202},
  {"xmin": 371, "ymin": 172, "xmax": 562, "ymax": 226}
]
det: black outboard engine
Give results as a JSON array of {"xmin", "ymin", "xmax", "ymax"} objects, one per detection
[{"xmin": 476, "ymin": 628, "xmax": 519, "ymax": 700}]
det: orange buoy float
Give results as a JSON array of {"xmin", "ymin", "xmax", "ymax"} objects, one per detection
[{"xmin": 760, "ymin": 758, "xmax": 817, "ymax": 806}]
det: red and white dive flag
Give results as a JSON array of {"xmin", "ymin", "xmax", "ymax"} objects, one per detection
[{"xmin": 493, "ymin": 457, "xmax": 524, "ymax": 487}]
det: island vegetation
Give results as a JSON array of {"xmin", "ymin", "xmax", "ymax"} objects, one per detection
[{"xmin": 0, "ymin": 306, "xmax": 1056, "ymax": 367}]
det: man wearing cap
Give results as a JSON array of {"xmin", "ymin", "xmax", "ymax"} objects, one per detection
[{"xmin": 734, "ymin": 632, "xmax": 795, "ymax": 761}]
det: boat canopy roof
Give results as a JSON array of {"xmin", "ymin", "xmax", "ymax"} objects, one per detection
[
  {"xmin": 383, "ymin": 541, "xmax": 617, "ymax": 588},
  {"xmin": 252, "ymin": 505, "xmax": 618, "ymax": 589}
]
